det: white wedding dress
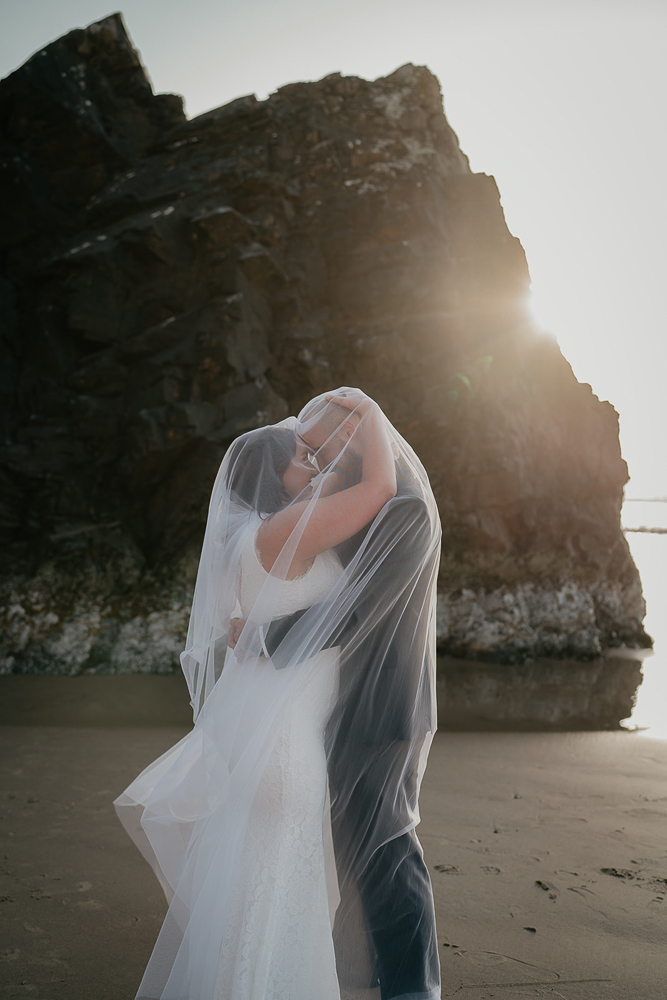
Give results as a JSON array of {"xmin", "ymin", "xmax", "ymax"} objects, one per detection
[
  {"xmin": 213, "ymin": 529, "xmax": 343, "ymax": 1000},
  {"xmin": 115, "ymin": 527, "xmax": 345, "ymax": 1000}
]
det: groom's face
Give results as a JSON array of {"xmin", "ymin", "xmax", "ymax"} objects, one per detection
[{"xmin": 297, "ymin": 414, "xmax": 359, "ymax": 471}]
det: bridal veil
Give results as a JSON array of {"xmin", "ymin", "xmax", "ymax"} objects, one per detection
[{"xmin": 114, "ymin": 388, "xmax": 442, "ymax": 1000}]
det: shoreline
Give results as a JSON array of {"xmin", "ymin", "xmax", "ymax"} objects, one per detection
[{"xmin": 0, "ymin": 653, "xmax": 651, "ymax": 732}]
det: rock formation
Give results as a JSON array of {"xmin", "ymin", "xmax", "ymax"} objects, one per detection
[{"xmin": 0, "ymin": 14, "xmax": 649, "ymax": 716}]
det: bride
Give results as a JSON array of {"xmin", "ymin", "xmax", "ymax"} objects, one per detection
[{"xmin": 114, "ymin": 388, "xmax": 442, "ymax": 1000}]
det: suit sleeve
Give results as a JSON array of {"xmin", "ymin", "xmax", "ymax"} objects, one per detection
[
  {"xmin": 266, "ymin": 495, "xmax": 434, "ymax": 678},
  {"xmin": 334, "ymin": 496, "xmax": 437, "ymax": 743}
]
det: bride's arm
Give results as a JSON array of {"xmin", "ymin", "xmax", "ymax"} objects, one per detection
[{"xmin": 259, "ymin": 395, "xmax": 397, "ymax": 566}]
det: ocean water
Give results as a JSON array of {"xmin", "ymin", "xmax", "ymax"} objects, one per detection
[{"xmin": 621, "ymin": 500, "xmax": 667, "ymax": 738}]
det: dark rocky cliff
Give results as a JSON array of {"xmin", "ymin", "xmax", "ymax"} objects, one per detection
[{"xmin": 0, "ymin": 14, "xmax": 649, "ymax": 696}]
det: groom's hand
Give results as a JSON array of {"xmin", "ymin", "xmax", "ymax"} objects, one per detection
[{"xmin": 228, "ymin": 617, "xmax": 246, "ymax": 651}]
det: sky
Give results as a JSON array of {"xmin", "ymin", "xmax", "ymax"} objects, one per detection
[{"xmin": 2, "ymin": 0, "xmax": 666, "ymax": 498}]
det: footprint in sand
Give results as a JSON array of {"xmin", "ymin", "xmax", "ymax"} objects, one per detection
[
  {"xmin": 534, "ymin": 879, "xmax": 558, "ymax": 899},
  {"xmin": 600, "ymin": 867, "xmax": 637, "ymax": 878},
  {"xmin": 434, "ymin": 863, "xmax": 462, "ymax": 874}
]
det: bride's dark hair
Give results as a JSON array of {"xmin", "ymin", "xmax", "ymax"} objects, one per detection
[{"xmin": 226, "ymin": 426, "xmax": 296, "ymax": 515}]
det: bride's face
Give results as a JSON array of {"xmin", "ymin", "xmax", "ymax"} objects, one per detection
[{"xmin": 282, "ymin": 444, "xmax": 318, "ymax": 499}]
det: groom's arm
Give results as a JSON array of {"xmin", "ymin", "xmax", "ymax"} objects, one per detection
[
  {"xmin": 227, "ymin": 605, "xmax": 353, "ymax": 668},
  {"xmin": 264, "ymin": 608, "xmax": 308, "ymax": 658},
  {"xmin": 265, "ymin": 605, "xmax": 356, "ymax": 669},
  {"xmin": 337, "ymin": 496, "xmax": 437, "ymax": 741}
]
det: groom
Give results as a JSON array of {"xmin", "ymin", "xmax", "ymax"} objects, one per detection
[{"xmin": 249, "ymin": 394, "xmax": 441, "ymax": 1000}]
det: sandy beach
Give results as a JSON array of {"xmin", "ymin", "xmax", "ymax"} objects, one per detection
[{"xmin": 1, "ymin": 677, "xmax": 666, "ymax": 999}]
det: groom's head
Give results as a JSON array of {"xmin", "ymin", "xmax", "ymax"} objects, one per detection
[{"xmin": 296, "ymin": 397, "xmax": 361, "ymax": 470}]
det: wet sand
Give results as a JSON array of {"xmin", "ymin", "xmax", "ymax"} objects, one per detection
[
  {"xmin": 422, "ymin": 730, "xmax": 667, "ymax": 999},
  {"xmin": 1, "ymin": 676, "xmax": 666, "ymax": 999}
]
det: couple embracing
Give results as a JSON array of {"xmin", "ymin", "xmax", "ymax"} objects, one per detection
[{"xmin": 114, "ymin": 387, "xmax": 442, "ymax": 1000}]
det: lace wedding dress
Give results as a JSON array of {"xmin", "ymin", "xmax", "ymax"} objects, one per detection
[{"xmin": 213, "ymin": 527, "xmax": 344, "ymax": 1000}]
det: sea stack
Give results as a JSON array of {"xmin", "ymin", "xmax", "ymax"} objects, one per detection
[{"xmin": 0, "ymin": 14, "xmax": 649, "ymax": 725}]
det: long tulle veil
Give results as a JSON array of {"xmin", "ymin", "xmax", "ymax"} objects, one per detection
[{"xmin": 113, "ymin": 388, "xmax": 442, "ymax": 999}]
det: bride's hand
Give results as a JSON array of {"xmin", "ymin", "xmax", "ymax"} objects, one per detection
[
  {"xmin": 317, "ymin": 468, "xmax": 343, "ymax": 496},
  {"xmin": 324, "ymin": 388, "xmax": 374, "ymax": 415}
]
